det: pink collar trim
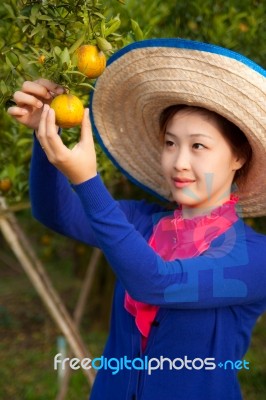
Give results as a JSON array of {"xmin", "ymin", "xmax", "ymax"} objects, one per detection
[{"xmin": 173, "ymin": 194, "xmax": 239, "ymax": 230}]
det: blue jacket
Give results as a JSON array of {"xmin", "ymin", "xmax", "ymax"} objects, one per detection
[{"xmin": 30, "ymin": 138, "xmax": 266, "ymax": 399}]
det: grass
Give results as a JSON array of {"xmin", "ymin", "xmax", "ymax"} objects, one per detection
[
  {"xmin": 239, "ymin": 315, "xmax": 266, "ymax": 399},
  {"xmin": 0, "ymin": 256, "xmax": 107, "ymax": 400}
]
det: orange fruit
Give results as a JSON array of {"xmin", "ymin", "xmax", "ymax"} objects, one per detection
[
  {"xmin": 50, "ymin": 94, "xmax": 84, "ymax": 128},
  {"xmin": 41, "ymin": 234, "xmax": 52, "ymax": 245},
  {"xmin": 38, "ymin": 54, "xmax": 45, "ymax": 64},
  {"xmin": 76, "ymin": 45, "xmax": 106, "ymax": 79},
  {"xmin": 238, "ymin": 23, "xmax": 249, "ymax": 33},
  {"xmin": 0, "ymin": 178, "xmax": 12, "ymax": 193}
]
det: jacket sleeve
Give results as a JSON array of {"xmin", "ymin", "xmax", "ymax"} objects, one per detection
[
  {"xmin": 29, "ymin": 135, "xmax": 157, "ymax": 246},
  {"xmin": 73, "ymin": 174, "xmax": 266, "ymax": 309},
  {"xmin": 29, "ymin": 135, "xmax": 100, "ymax": 246}
]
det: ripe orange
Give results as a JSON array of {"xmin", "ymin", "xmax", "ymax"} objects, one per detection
[
  {"xmin": 50, "ymin": 94, "xmax": 84, "ymax": 129},
  {"xmin": 0, "ymin": 178, "xmax": 12, "ymax": 193},
  {"xmin": 238, "ymin": 23, "xmax": 249, "ymax": 33},
  {"xmin": 38, "ymin": 54, "xmax": 45, "ymax": 64},
  {"xmin": 76, "ymin": 45, "xmax": 106, "ymax": 79}
]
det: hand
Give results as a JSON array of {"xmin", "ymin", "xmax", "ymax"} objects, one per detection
[
  {"xmin": 7, "ymin": 79, "xmax": 65, "ymax": 131},
  {"xmin": 37, "ymin": 104, "xmax": 97, "ymax": 184}
]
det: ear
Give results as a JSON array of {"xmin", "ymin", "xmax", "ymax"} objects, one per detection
[{"xmin": 232, "ymin": 155, "xmax": 246, "ymax": 172}]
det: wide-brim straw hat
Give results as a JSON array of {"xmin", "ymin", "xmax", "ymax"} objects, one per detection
[{"xmin": 90, "ymin": 38, "xmax": 266, "ymax": 217}]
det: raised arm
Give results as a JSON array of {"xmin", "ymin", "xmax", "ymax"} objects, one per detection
[
  {"xmin": 8, "ymin": 85, "xmax": 159, "ymax": 246},
  {"xmin": 30, "ymin": 134, "xmax": 99, "ymax": 246},
  {"xmin": 30, "ymin": 135, "xmax": 160, "ymax": 246}
]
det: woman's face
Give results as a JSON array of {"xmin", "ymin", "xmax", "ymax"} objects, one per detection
[{"xmin": 161, "ymin": 109, "xmax": 244, "ymax": 218}]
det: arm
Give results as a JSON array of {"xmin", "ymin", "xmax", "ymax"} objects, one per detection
[
  {"xmin": 30, "ymin": 135, "xmax": 157, "ymax": 245},
  {"xmin": 30, "ymin": 135, "xmax": 99, "ymax": 246},
  {"xmin": 73, "ymin": 174, "xmax": 266, "ymax": 309},
  {"xmin": 33, "ymin": 104, "xmax": 266, "ymax": 309},
  {"xmin": 7, "ymin": 80, "xmax": 99, "ymax": 244}
]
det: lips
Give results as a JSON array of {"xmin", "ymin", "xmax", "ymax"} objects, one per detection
[
  {"xmin": 172, "ymin": 177, "xmax": 196, "ymax": 188},
  {"xmin": 174, "ymin": 177, "xmax": 195, "ymax": 183}
]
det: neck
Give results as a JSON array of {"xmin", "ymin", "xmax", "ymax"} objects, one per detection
[{"xmin": 181, "ymin": 194, "xmax": 232, "ymax": 219}]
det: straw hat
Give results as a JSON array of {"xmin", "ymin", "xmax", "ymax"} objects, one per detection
[{"xmin": 90, "ymin": 38, "xmax": 266, "ymax": 217}]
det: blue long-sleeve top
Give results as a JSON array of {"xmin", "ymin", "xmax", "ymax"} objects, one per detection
[{"xmin": 30, "ymin": 137, "xmax": 266, "ymax": 400}]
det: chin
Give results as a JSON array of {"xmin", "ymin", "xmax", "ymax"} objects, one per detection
[{"xmin": 171, "ymin": 193, "xmax": 199, "ymax": 208}]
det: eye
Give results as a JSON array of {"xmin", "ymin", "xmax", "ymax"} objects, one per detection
[
  {"xmin": 164, "ymin": 139, "xmax": 175, "ymax": 147},
  {"xmin": 192, "ymin": 143, "xmax": 205, "ymax": 150}
]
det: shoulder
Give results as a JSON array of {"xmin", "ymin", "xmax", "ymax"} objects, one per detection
[
  {"xmin": 243, "ymin": 221, "xmax": 266, "ymax": 247},
  {"xmin": 229, "ymin": 219, "xmax": 266, "ymax": 260},
  {"xmin": 207, "ymin": 218, "xmax": 266, "ymax": 259}
]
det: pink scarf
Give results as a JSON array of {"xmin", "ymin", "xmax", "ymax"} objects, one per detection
[{"xmin": 124, "ymin": 195, "xmax": 239, "ymax": 348}]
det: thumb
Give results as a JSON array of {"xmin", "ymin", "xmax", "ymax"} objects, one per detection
[{"xmin": 80, "ymin": 108, "xmax": 93, "ymax": 146}]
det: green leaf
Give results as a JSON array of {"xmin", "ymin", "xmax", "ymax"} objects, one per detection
[
  {"xmin": 0, "ymin": 80, "xmax": 8, "ymax": 95},
  {"xmin": 131, "ymin": 19, "xmax": 144, "ymax": 41},
  {"xmin": 29, "ymin": 25, "xmax": 43, "ymax": 38},
  {"xmin": 1, "ymin": 130, "xmax": 13, "ymax": 141},
  {"xmin": 3, "ymin": 3, "xmax": 16, "ymax": 19},
  {"xmin": 105, "ymin": 19, "xmax": 121, "ymax": 37},
  {"xmin": 60, "ymin": 47, "xmax": 70, "ymax": 66},
  {"xmin": 69, "ymin": 35, "xmax": 85, "ymax": 55},
  {"xmin": 18, "ymin": 55, "xmax": 31, "ymax": 70},
  {"xmin": 6, "ymin": 164, "xmax": 17, "ymax": 180},
  {"xmin": 77, "ymin": 82, "xmax": 95, "ymax": 90},
  {"xmin": 16, "ymin": 138, "xmax": 33, "ymax": 147},
  {"xmin": 64, "ymin": 70, "xmax": 87, "ymax": 77},
  {"xmin": 96, "ymin": 37, "xmax": 112, "ymax": 52},
  {"xmin": 5, "ymin": 55, "xmax": 14, "ymax": 69},
  {"xmin": 29, "ymin": 46, "xmax": 42, "ymax": 56},
  {"xmin": 22, "ymin": 24, "xmax": 30, "ymax": 33},
  {"xmin": 0, "ymin": 38, "xmax": 5, "ymax": 51},
  {"xmin": 38, "ymin": 15, "xmax": 53, "ymax": 21},
  {"xmin": 101, "ymin": 19, "xmax": 106, "ymax": 38},
  {"xmin": 29, "ymin": 4, "xmax": 40, "ymax": 25},
  {"xmin": 93, "ymin": 12, "xmax": 106, "ymax": 19},
  {"xmin": 53, "ymin": 47, "xmax": 62, "ymax": 57}
]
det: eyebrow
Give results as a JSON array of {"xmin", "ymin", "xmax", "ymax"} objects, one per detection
[{"xmin": 165, "ymin": 132, "xmax": 215, "ymax": 141}]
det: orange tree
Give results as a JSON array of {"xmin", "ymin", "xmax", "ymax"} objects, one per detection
[
  {"xmin": 0, "ymin": 0, "xmax": 145, "ymax": 204},
  {"xmin": 2, "ymin": 0, "xmax": 266, "ymax": 211}
]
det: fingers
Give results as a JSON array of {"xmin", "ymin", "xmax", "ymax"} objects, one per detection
[
  {"xmin": 23, "ymin": 79, "xmax": 65, "ymax": 99},
  {"xmin": 37, "ymin": 105, "xmax": 97, "ymax": 183},
  {"xmin": 38, "ymin": 104, "xmax": 56, "ymax": 150},
  {"xmin": 12, "ymin": 80, "xmax": 65, "ymax": 108},
  {"xmin": 37, "ymin": 105, "xmax": 67, "ymax": 161},
  {"xmin": 37, "ymin": 104, "xmax": 51, "ymax": 150},
  {"xmin": 7, "ymin": 105, "xmax": 29, "ymax": 117},
  {"xmin": 80, "ymin": 108, "xmax": 93, "ymax": 145},
  {"xmin": 13, "ymin": 91, "xmax": 44, "ymax": 109},
  {"xmin": 34, "ymin": 78, "xmax": 65, "ymax": 96},
  {"xmin": 45, "ymin": 107, "xmax": 67, "ymax": 154}
]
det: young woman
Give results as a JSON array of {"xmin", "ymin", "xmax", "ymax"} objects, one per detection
[{"xmin": 8, "ymin": 38, "xmax": 266, "ymax": 400}]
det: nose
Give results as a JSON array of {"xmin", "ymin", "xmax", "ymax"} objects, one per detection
[{"xmin": 174, "ymin": 146, "xmax": 190, "ymax": 171}]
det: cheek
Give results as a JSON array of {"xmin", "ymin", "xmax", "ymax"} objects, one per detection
[
  {"xmin": 160, "ymin": 151, "xmax": 169, "ymax": 171},
  {"xmin": 162, "ymin": 155, "xmax": 177, "ymax": 179}
]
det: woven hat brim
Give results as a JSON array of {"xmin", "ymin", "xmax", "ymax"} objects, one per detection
[{"xmin": 90, "ymin": 39, "xmax": 266, "ymax": 217}]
